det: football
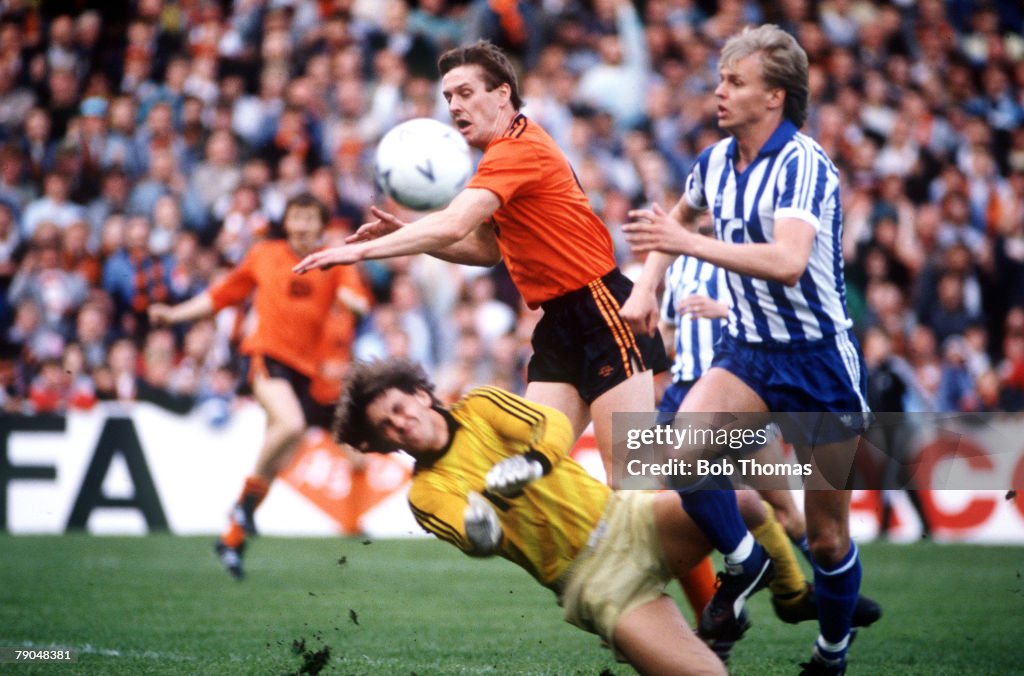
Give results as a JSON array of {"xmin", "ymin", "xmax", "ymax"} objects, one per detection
[{"xmin": 374, "ymin": 117, "xmax": 473, "ymax": 211}]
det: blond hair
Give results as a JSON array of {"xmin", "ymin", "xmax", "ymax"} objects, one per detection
[{"xmin": 721, "ymin": 24, "xmax": 809, "ymax": 128}]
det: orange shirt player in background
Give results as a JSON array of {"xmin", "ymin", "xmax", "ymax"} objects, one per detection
[{"xmin": 150, "ymin": 193, "xmax": 371, "ymax": 579}]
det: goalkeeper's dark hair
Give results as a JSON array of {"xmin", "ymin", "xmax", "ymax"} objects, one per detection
[{"xmin": 333, "ymin": 359, "xmax": 440, "ymax": 452}]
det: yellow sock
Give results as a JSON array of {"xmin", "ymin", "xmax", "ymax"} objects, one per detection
[{"xmin": 751, "ymin": 502, "xmax": 807, "ymax": 599}]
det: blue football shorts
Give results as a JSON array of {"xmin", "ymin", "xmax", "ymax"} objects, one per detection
[{"xmin": 710, "ymin": 330, "xmax": 871, "ymax": 445}]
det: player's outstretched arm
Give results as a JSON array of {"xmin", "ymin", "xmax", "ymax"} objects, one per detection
[
  {"xmin": 348, "ymin": 205, "xmax": 499, "ymax": 267},
  {"xmin": 626, "ymin": 214, "xmax": 816, "ymax": 287},
  {"xmin": 429, "ymin": 221, "xmax": 500, "ymax": 267},
  {"xmin": 293, "ymin": 189, "xmax": 501, "ymax": 273},
  {"xmin": 148, "ymin": 292, "xmax": 215, "ymax": 327},
  {"xmin": 345, "ymin": 206, "xmax": 405, "ymax": 244}
]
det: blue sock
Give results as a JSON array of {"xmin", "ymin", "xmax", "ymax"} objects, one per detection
[
  {"xmin": 680, "ymin": 480, "xmax": 746, "ymax": 555},
  {"xmin": 812, "ymin": 542, "xmax": 862, "ymax": 663}
]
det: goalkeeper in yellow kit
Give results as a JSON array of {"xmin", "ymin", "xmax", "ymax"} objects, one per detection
[{"xmin": 334, "ymin": 359, "xmax": 726, "ymax": 675}]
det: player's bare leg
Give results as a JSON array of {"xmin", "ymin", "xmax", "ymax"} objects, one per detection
[
  {"xmin": 653, "ymin": 491, "xmax": 710, "ymax": 573},
  {"xmin": 524, "ymin": 380, "xmax": 591, "ymax": 441},
  {"xmin": 803, "ymin": 488, "xmax": 852, "ymax": 572},
  {"xmin": 239, "ymin": 374, "xmax": 308, "ymax": 530},
  {"xmin": 251, "ymin": 375, "xmax": 308, "ymax": 482},
  {"xmin": 613, "ymin": 595, "xmax": 726, "ymax": 676},
  {"xmin": 799, "ymin": 435, "xmax": 861, "ymax": 672},
  {"xmin": 755, "ymin": 436, "xmax": 883, "ymax": 630},
  {"xmin": 589, "ymin": 369, "xmax": 655, "ymax": 487},
  {"xmin": 215, "ymin": 375, "xmax": 306, "ymax": 579},
  {"xmin": 609, "ymin": 491, "xmax": 725, "ymax": 675}
]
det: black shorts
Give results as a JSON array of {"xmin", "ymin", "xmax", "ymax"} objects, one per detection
[
  {"xmin": 239, "ymin": 354, "xmax": 335, "ymax": 430},
  {"xmin": 527, "ymin": 268, "xmax": 669, "ymax": 404}
]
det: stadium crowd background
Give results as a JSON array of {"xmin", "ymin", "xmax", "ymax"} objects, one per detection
[{"xmin": 1, "ymin": 0, "xmax": 1023, "ymax": 426}]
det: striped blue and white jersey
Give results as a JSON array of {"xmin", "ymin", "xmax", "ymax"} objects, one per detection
[
  {"xmin": 684, "ymin": 120, "xmax": 852, "ymax": 345},
  {"xmin": 662, "ymin": 256, "xmax": 728, "ymax": 383}
]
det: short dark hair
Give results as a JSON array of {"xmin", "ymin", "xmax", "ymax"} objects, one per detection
[
  {"xmin": 438, "ymin": 40, "xmax": 523, "ymax": 110},
  {"xmin": 333, "ymin": 359, "xmax": 440, "ymax": 451},
  {"xmin": 283, "ymin": 192, "xmax": 329, "ymax": 227}
]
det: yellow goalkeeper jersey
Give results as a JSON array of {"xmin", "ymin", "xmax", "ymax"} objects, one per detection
[{"xmin": 408, "ymin": 386, "xmax": 611, "ymax": 590}]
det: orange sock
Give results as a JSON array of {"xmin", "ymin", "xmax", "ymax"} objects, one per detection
[
  {"xmin": 221, "ymin": 521, "xmax": 245, "ymax": 548},
  {"xmin": 238, "ymin": 475, "xmax": 270, "ymax": 509},
  {"xmin": 222, "ymin": 476, "xmax": 270, "ymax": 547},
  {"xmin": 679, "ymin": 556, "xmax": 717, "ymax": 619}
]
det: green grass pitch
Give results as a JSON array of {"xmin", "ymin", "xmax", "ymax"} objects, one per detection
[{"xmin": 1, "ymin": 535, "xmax": 1021, "ymax": 674}]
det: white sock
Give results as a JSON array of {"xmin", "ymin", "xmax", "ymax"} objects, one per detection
[
  {"xmin": 815, "ymin": 635, "xmax": 850, "ymax": 662},
  {"xmin": 724, "ymin": 532, "xmax": 755, "ymax": 565}
]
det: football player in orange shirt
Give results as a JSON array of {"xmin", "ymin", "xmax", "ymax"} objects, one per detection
[
  {"xmin": 294, "ymin": 41, "xmax": 667, "ymax": 488},
  {"xmin": 151, "ymin": 193, "xmax": 371, "ymax": 578}
]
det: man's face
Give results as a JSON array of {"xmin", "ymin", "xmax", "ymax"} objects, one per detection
[
  {"xmin": 715, "ymin": 53, "xmax": 780, "ymax": 135},
  {"xmin": 442, "ymin": 64, "xmax": 511, "ymax": 149},
  {"xmin": 284, "ymin": 205, "xmax": 323, "ymax": 256},
  {"xmin": 365, "ymin": 388, "xmax": 446, "ymax": 454}
]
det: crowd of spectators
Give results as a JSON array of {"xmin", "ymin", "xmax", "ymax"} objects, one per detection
[{"xmin": 1, "ymin": 0, "xmax": 1022, "ymax": 422}]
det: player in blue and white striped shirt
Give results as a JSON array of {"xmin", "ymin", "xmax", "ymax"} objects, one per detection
[
  {"xmin": 622, "ymin": 25, "xmax": 867, "ymax": 675},
  {"xmin": 659, "ymin": 255, "xmax": 729, "ymax": 413}
]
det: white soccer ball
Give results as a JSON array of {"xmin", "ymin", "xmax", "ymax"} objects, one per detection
[{"xmin": 374, "ymin": 118, "xmax": 473, "ymax": 211}]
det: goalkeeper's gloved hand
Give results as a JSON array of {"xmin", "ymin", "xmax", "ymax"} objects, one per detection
[
  {"xmin": 464, "ymin": 491, "xmax": 502, "ymax": 555},
  {"xmin": 485, "ymin": 454, "xmax": 544, "ymax": 497}
]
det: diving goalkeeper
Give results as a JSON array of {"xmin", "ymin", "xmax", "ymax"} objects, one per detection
[{"xmin": 334, "ymin": 358, "xmax": 728, "ymax": 675}]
